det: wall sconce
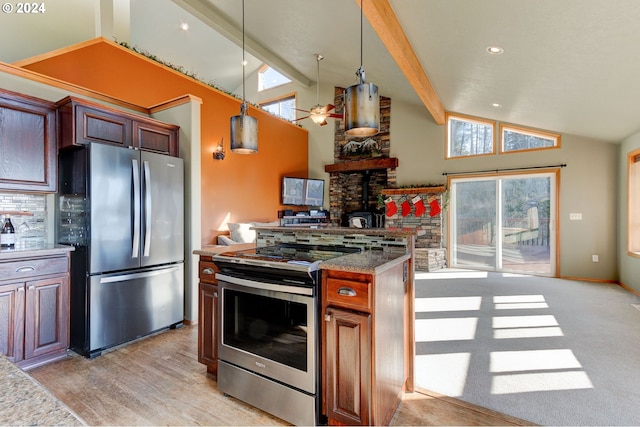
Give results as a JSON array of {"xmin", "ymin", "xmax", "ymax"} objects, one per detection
[{"xmin": 213, "ymin": 138, "xmax": 225, "ymax": 160}]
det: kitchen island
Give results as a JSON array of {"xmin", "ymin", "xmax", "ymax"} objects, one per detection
[{"xmin": 195, "ymin": 226, "xmax": 421, "ymax": 425}]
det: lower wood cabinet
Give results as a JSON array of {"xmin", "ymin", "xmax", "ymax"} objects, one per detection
[
  {"xmin": 0, "ymin": 253, "xmax": 70, "ymax": 370},
  {"xmin": 197, "ymin": 257, "xmax": 219, "ymax": 375},
  {"xmin": 322, "ymin": 261, "xmax": 407, "ymax": 426},
  {"xmin": 324, "ymin": 306, "xmax": 372, "ymax": 426}
]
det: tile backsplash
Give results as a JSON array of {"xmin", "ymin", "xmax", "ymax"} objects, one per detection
[{"xmin": 0, "ymin": 192, "xmax": 48, "ymax": 245}]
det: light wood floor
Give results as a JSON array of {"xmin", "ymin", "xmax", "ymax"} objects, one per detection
[{"xmin": 28, "ymin": 325, "xmax": 533, "ymax": 426}]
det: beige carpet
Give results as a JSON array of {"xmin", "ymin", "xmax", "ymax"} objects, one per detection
[{"xmin": 414, "ymin": 270, "xmax": 640, "ymax": 426}]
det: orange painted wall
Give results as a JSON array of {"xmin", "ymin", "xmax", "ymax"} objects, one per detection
[{"xmin": 21, "ymin": 39, "xmax": 309, "ymax": 244}]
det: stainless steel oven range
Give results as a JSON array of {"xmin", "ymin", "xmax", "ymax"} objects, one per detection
[{"xmin": 212, "ymin": 243, "xmax": 360, "ymax": 426}]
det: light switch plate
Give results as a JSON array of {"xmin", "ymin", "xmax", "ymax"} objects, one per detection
[{"xmin": 569, "ymin": 213, "xmax": 582, "ymax": 220}]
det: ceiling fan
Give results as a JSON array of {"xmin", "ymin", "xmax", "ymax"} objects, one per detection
[{"xmin": 295, "ymin": 54, "xmax": 342, "ymax": 126}]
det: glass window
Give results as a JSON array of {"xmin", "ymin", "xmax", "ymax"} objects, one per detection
[
  {"xmin": 500, "ymin": 124, "xmax": 560, "ymax": 153},
  {"xmin": 260, "ymin": 94, "xmax": 296, "ymax": 122},
  {"xmin": 258, "ymin": 65, "xmax": 292, "ymax": 91},
  {"xmin": 446, "ymin": 113, "xmax": 496, "ymax": 158},
  {"xmin": 628, "ymin": 148, "xmax": 640, "ymax": 256}
]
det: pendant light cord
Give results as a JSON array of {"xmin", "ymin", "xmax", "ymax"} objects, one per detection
[
  {"xmin": 356, "ymin": 0, "xmax": 365, "ymax": 84},
  {"xmin": 242, "ymin": 0, "xmax": 246, "ymax": 105}
]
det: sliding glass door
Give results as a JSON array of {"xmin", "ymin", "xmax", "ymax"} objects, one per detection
[{"xmin": 450, "ymin": 172, "xmax": 556, "ymax": 276}]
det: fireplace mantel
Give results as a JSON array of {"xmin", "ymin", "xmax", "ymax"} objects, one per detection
[{"xmin": 324, "ymin": 157, "xmax": 398, "ymax": 173}]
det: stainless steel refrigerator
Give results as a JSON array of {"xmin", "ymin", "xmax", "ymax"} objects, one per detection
[{"xmin": 57, "ymin": 143, "xmax": 184, "ymax": 358}]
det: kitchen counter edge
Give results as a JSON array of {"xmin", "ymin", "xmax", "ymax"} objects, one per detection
[
  {"xmin": 319, "ymin": 250, "xmax": 411, "ymax": 275},
  {"xmin": 0, "ymin": 244, "xmax": 74, "ymax": 261}
]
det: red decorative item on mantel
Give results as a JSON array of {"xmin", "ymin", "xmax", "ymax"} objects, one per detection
[
  {"xmin": 401, "ymin": 198, "xmax": 412, "ymax": 217},
  {"xmin": 412, "ymin": 195, "xmax": 426, "ymax": 217},
  {"xmin": 384, "ymin": 197, "xmax": 398, "ymax": 217},
  {"xmin": 429, "ymin": 198, "xmax": 442, "ymax": 217}
]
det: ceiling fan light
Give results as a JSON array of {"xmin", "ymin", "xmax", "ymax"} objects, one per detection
[
  {"xmin": 230, "ymin": 105, "xmax": 258, "ymax": 154},
  {"xmin": 344, "ymin": 82, "xmax": 380, "ymax": 137}
]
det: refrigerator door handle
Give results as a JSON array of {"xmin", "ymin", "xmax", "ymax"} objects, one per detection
[
  {"xmin": 143, "ymin": 160, "xmax": 152, "ymax": 257},
  {"xmin": 132, "ymin": 158, "xmax": 141, "ymax": 259},
  {"xmin": 99, "ymin": 266, "xmax": 181, "ymax": 284}
]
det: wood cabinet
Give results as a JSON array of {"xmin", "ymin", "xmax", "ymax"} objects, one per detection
[
  {"xmin": 0, "ymin": 252, "xmax": 70, "ymax": 370},
  {"xmin": 57, "ymin": 96, "xmax": 179, "ymax": 156},
  {"xmin": 322, "ymin": 260, "xmax": 407, "ymax": 426},
  {"xmin": 198, "ymin": 257, "xmax": 219, "ymax": 375},
  {"xmin": 0, "ymin": 88, "xmax": 57, "ymax": 192}
]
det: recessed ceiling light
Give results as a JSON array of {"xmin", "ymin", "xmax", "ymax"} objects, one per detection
[
  {"xmin": 179, "ymin": 22, "xmax": 189, "ymax": 31},
  {"xmin": 487, "ymin": 46, "xmax": 504, "ymax": 55},
  {"xmin": 491, "ymin": 103, "xmax": 502, "ymax": 108}
]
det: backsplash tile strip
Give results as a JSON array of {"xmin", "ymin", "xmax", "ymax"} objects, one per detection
[{"xmin": 0, "ymin": 192, "xmax": 48, "ymax": 245}]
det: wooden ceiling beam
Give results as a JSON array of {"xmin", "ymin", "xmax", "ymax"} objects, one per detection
[{"xmin": 357, "ymin": 0, "xmax": 445, "ymax": 125}]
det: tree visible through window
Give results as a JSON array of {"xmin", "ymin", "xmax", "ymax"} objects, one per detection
[
  {"xmin": 260, "ymin": 94, "xmax": 296, "ymax": 122},
  {"xmin": 500, "ymin": 124, "xmax": 560, "ymax": 153},
  {"xmin": 446, "ymin": 113, "xmax": 496, "ymax": 158}
]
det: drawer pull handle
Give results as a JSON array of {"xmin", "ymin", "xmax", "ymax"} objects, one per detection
[
  {"xmin": 213, "ymin": 291, "xmax": 218, "ymax": 298},
  {"xmin": 337, "ymin": 287, "xmax": 357, "ymax": 297},
  {"xmin": 18, "ymin": 287, "xmax": 25, "ymax": 293},
  {"xmin": 202, "ymin": 267, "xmax": 215, "ymax": 275},
  {"xmin": 16, "ymin": 266, "xmax": 35, "ymax": 273}
]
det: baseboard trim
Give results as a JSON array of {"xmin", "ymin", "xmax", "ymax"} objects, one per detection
[
  {"xmin": 560, "ymin": 276, "xmax": 617, "ymax": 284},
  {"xmin": 617, "ymin": 281, "xmax": 640, "ymax": 296}
]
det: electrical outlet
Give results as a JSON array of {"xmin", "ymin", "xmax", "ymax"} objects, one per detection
[
  {"xmin": 570, "ymin": 213, "xmax": 582, "ymax": 220},
  {"xmin": 592, "ymin": 254, "xmax": 599, "ymax": 262}
]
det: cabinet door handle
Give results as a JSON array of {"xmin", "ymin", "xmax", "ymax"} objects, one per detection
[
  {"xmin": 16, "ymin": 266, "xmax": 35, "ymax": 273},
  {"xmin": 28, "ymin": 285, "xmax": 35, "ymax": 290},
  {"xmin": 17, "ymin": 287, "xmax": 25, "ymax": 293},
  {"xmin": 202, "ymin": 268, "xmax": 214, "ymax": 275},
  {"xmin": 324, "ymin": 314, "xmax": 331, "ymax": 322},
  {"xmin": 337, "ymin": 287, "xmax": 357, "ymax": 297},
  {"xmin": 213, "ymin": 291, "xmax": 218, "ymax": 298}
]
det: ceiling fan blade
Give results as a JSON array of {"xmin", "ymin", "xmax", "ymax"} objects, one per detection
[
  {"xmin": 327, "ymin": 113, "xmax": 343, "ymax": 119},
  {"xmin": 325, "ymin": 104, "xmax": 336, "ymax": 112},
  {"xmin": 319, "ymin": 120, "xmax": 328, "ymax": 126},
  {"xmin": 294, "ymin": 108, "xmax": 311, "ymax": 113},
  {"xmin": 294, "ymin": 115, "xmax": 311, "ymax": 121}
]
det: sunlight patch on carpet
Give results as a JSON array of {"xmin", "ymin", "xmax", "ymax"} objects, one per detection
[
  {"xmin": 493, "ymin": 314, "xmax": 558, "ymax": 329},
  {"xmin": 494, "ymin": 326, "xmax": 564, "ymax": 339},
  {"xmin": 415, "ymin": 270, "xmax": 488, "ymax": 280},
  {"xmin": 490, "ymin": 349, "xmax": 582, "ymax": 372},
  {"xmin": 491, "ymin": 371, "xmax": 593, "ymax": 394},
  {"xmin": 415, "ymin": 318, "xmax": 478, "ymax": 342},
  {"xmin": 415, "ymin": 296, "xmax": 482, "ymax": 313},
  {"xmin": 415, "ymin": 353, "xmax": 470, "ymax": 397}
]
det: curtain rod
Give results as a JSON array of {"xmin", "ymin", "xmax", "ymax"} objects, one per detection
[{"xmin": 442, "ymin": 163, "xmax": 567, "ymax": 176}]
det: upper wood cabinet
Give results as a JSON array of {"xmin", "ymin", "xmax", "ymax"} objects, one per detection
[
  {"xmin": 0, "ymin": 88, "xmax": 57, "ymax": 193},
  {"xmin": 57, "ymin": 96, "xmax": 179, "ymax": 157}
]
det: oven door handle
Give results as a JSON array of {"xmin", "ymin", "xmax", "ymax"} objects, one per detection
[{"xmin": 216, "ymin": 273, "xmax": 314, "ymax": 296}]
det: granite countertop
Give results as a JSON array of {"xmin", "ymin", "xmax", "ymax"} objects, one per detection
[
  {"xmin": 254, "ymin": 225, "xmax": 426, "ymax": 237},
  {"xmin": 193, "ymin": 243, "xmax": 256, "ymax": 257},
  {"xmin": 319, "ymin": 250, "xmax": 411, "ymax": 275},
  {"xmin": 0, "ymin": 244, "xmax": 74, "ymax": 261},
  {"xmin": 0, "ymin": 355, "xmax": 84, "ymax": 426}
]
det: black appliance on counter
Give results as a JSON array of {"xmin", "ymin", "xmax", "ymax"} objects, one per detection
[{"xmin": 213, "ymin": 243, "xmax": 360, "ymax": 426}]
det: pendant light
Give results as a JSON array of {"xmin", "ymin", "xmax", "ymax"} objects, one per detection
[
  {"xmin": 230, "ymin": 0, "xmax": 258, "ymax": 154},
  {"xmin": 344, "ymin": 0, "xmax": 379, "ymax": 137}
]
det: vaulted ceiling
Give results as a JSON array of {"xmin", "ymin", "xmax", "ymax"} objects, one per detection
[{"xmin": 2, "ymin": 0, "xmax": 640, "ymax": 142}]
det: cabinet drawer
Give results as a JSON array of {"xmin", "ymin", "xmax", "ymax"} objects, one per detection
[
  {"xmin": 0, "ymin": 256, "xmax": 68, "ymax": 282},
  {"xmin": 199, "ymin": 261, "xmax": 218, "ymax": 285},
  {"xmin": 326, "ymin": 277, "xmax": 372, "ymax": 312}
]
